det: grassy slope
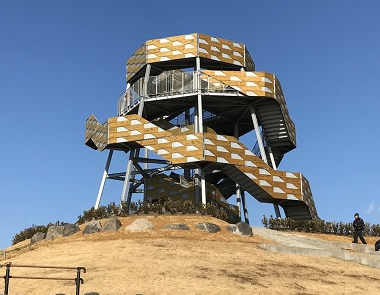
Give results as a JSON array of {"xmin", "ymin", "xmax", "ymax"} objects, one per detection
[{"xmin": 2, "ymin": 215, "xmax": 380, "ymax": 295}]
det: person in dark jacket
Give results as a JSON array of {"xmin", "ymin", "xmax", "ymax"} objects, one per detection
[
  {"xmin": 375, "ymin": 240, "xmax": 380, "ymax": 251},
  {"xmin": 352, "ymin": 213, "xmax": 366, "ymax": 244}
]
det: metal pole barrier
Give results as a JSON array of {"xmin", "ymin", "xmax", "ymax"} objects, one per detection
[
  {"xmin": 2, "ymin": 263, "xmax": 86, "ymax": 295},
  {"xmin": 4, "ymin": 262, "xmax": 11, "ymax": 295},
  {"xmin": 75, "ymin": 267, "xmax": 86, "ymax": 295}
]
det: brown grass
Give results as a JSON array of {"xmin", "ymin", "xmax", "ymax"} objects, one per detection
[{"xmin": 2, "ymin": 215, "xmax": 380, "ymax": 295}]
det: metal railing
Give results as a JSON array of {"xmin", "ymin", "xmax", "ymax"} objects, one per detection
[
  {"xmin": 1, "ymin": 263, "xmax": 86, "ymax": 295},
  {"xmin": 169, "ymin": 109, "xmax": 219, "ymax": 127},
  {"xmin": 1, "ymin": 242, "xmax": 32, "ymax": 260},
  {"xmin": 118, "ymin": 70, "xmax": 240, "ymax": 115}
]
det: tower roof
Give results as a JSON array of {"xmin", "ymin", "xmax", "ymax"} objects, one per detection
[{"xmin": 126, "ymin": 33, "xmax": 255, "ymax": 83}]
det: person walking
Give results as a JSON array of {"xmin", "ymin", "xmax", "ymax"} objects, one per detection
[{"xmin": 352, "ymin": 213, "xmax": 367, "ymax": 244}]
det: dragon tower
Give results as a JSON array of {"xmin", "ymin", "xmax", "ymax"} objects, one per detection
[{"xmin": 85, "ymin": 33, "xmax": 318, "ymax": 223}]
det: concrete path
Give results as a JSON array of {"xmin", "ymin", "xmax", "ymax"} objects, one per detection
[{"xmin": 252, "ymin": 226, "xmax": 380, "ymax": 269}]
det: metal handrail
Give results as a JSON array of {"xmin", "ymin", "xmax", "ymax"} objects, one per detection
[
  {"xmin": 1, "ymin": 263, "xmax": 86, "ymax": 295},
  {"xmin": 169, "ymin": 109, "xmax": 218, "ymax": 127},
  {"xmin": 1, "ymin": 242, "xmax": 32, "ymax": 260},
  {"xmin": 118, "ymin": 70, "xmax": 241, "ymax": 115}
]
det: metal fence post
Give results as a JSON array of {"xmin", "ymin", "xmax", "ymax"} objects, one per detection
[
  {"xmin": 75, "ymin": 267, "xmax": 86, "ymax": 295},
  {"xmin": 2, "ymin": 264, "xmax": 86, "ymax": 295},
  {"xmin": 4, "ymin": 262, "xmax": 11, "ymax": 295}
]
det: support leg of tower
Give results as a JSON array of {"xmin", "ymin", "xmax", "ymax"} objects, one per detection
[
  {"xmin": 267, "ymin": 146, "xmax": 282, "ymax": 219},
  {"xmin": 273, "ymin": 204, "xmax": 281, "ymax": 219},
  {"xmin": 95, "ymin": 150, "xmax": 114, "ymax": 209},
  {"xmin": 250, "ymin": 105, "xmax": 268, "ymax": 164},
  {"xmin": 234, "ymin": 122, "xmax": 242, "ymax": 219},
  {"xmin": 201, "ymin": 169, "xmax": 206, "ymax": 205},
  {"xmin": 236, "ymin": 185, "xmax": 242, "ymax": 219},
  {"xmin": 241, "ymin": 190, "xmax": 249, "ymax": 224},
  {"xmin": 120, "ymin": 149, "xmax": 136, "ymax": 205}
]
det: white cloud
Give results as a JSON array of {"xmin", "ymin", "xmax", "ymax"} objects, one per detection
[{"xmin": 366, "ymin": 203, "xmax": 375, "ymax": 214}]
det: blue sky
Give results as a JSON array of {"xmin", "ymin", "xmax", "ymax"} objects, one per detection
[{"xmin": 1, "ymin": 0, "xmax": 380, "ymax": 249}]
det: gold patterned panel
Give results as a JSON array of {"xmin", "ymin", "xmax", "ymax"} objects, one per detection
[
  {"xmin": 198, "ymin": 33, "xmax": 246, "ymax": 68},
  {"xmin": 145, "ymin": 33, "xmax": 198, "ymax": 64},
  {"xmin": 108, "ymin": 115, "xmax": 173, "ymax": 144},
  {"xmin": 108, "ymin": 115, "xmax": 271, "ymax": 167},
  {"xmin": 134, "ymin": 120, "xmax": 308, "ymax": 207},
  {"xmin": 126, "ymin": 33, "xmax": 257, "ymax": 82},
  {"xmin": 126, "ymin": 44, "xmax": 147, "ymax": 82},
  {"xmin": 145, "ymin": 174, "xmax": 240, "ymax": 220},
  {"xmin": 201, "ymin": 70, "xmax": 296, "ymax": 146},
  {"xmin": 92, "ymin": 114, "xmax": 288, "ymax": 172},
  {"xmin": 203, "ymin": 133, "xmax": 271, "ymax": 169},
  {"xmin": 108, "ymin": 115, "xmax": 204, "ymax": 163},
  {"xmin": 201, "ymin": 70, "xmax": 275, "ymax": 97},
  {"xmin": 301, "ymin": 176, "xmax": 318, "ymax": 219},
  {"xmin": 86, "ymin": 113, "xmax": 316, "ymax": 218},
  {"xmin": 146, "ymin": 174, "xmax": 195, "ymax": 200},
  {"xmin": 138, "ymin": 134, "xmax": 204, "ymax": 164},
  {"xmin": 90, "ymin": 114, "xmax": 304, "ymax": 201},
  {"xmin": 85, "ymin": 114, "xmax": 108, "ymax": 151},
  {"xmin": 236, "ymin": 166, "xmax": 304, "ymax": 201}
]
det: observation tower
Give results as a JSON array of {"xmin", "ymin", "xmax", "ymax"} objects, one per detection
[{"xmin": 85, "ymin": 33, "xmax": 318, "ymax": 223}]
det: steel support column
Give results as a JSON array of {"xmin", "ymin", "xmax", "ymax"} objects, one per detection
[
  {"xmin": 195, "ymin": 56, "xmax": 206, "ymax": 204},
  {"xmin": 120, "ymin": 149, "xmax": 137, "ymax": 204},
  {"xmin": 95, "ymin": 150, "xmax": 113, "ymax": 209},
  {"xmin": 241, "ymin": 190, "xmax": 249, "ymax": 224},
  {"xmin": 267, "ymin": 146, "xmax": 277, "ymax": 170},
  {"xmin": 201, "ymin": 169, "xmax": 206, "ymax": 205},
  {"xmin": 234, "ymin": 122, "xmax": 242, "ymax": 218},
  {"xmin": 184, "ymin": 109, "xmax": 191, "ymax": 181},
  {"xmin": 121, "ymin": 64, "xmax": 151, "ymax": 205},
  {"xmin": 267, "ymin": 146, "xmax": 281, "ymax": 218},
  {"xmin": 250, "ymin": 105, "xmax": 268, "ymax": 164}
]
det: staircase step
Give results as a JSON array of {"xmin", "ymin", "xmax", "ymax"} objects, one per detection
[{"xmin": 252, "ymin": 227, "xmax": 380, "ymax": 269}]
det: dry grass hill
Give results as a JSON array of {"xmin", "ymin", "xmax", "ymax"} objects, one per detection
[{"xmin": 2, "ymin": 215, "xmax": 380, "ymax": 295}]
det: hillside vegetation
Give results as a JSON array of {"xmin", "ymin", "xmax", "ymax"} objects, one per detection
[{"xmin": 2, "ymin": 215, "xmax": 380, "ymax": 295}]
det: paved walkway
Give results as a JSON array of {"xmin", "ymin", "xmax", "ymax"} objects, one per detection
[{"xmin": 252, "ymin": 226, "xmax": 380, "ymax": 269}]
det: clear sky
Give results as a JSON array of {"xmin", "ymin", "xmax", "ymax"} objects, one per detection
[{"xmin": 1, "ymin": 0, "xmax": 380, "ymax": 249}]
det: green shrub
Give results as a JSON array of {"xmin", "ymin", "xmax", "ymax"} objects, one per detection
[
  {"xmin": 261, "ymin": 215, "xmax": 268, "ymax": 228},
  {"xmin": 369, "ymin": 224, "xmax": 380, "ymax": 237},
  {"xmin": 12, "ymin": 199, "xmax": 231, "ymax": 245},
  {"xmin": 163, "ymin": 198, "xmax": 178, "ymax": 214},
  {"xmin": 12, "ymin": 221, "xmax": 64, "ymax": 245},
  {"xmin": 179, "ymin": 199, "xmax": 197, "ymax": 214},
  {"xmin": 262, "ymin": 215, "xmax": 380, "ymax": 237},
  {"xmin": 76, "ymin": 198, "xmax": 229, "ymax": 225}
]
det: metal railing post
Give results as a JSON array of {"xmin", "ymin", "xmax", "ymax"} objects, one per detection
[
  {"xmin": 4, "ymin": 262, "xmax": 11, "ymax": 295},
  {"xmin": 1, "ymin": 263, "xmax": 86, "ymax": 295},
  {"xmin": 75, "ymin": 267, "xmax": 86, "ymax": 295}
]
